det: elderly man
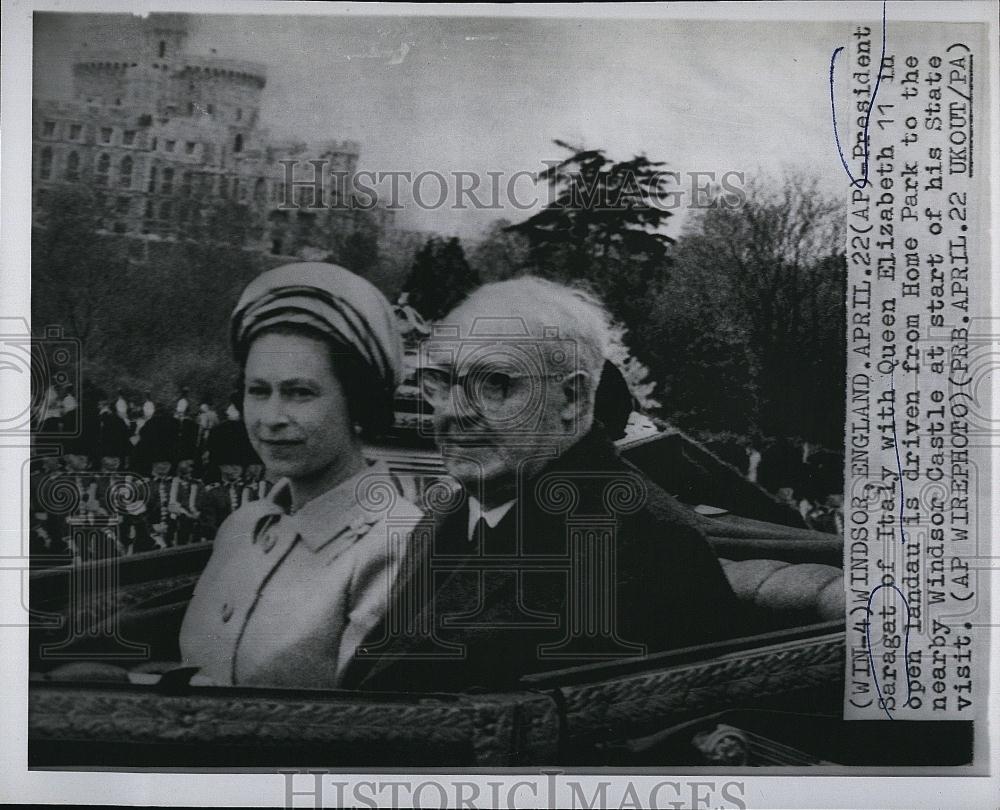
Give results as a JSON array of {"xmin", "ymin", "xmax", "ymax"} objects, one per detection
[{"xmin": 342, "ymin": 277, "xmax": 737, "ymax": 692}]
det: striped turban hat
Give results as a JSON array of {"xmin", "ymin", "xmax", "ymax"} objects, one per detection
[{"xmin": 231, "ymin": 263, "xmax": 403, "ymax": 419}]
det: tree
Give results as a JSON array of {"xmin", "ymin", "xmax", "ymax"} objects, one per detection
[
  {"xmin": 334, "ymin": 209, "xmax": 382, "ymax": 278},
  {"xmin": 32, "ymin": 186, "xmax": 130, "ymax": 354},
  {"xmin": 204, "ymin": 198, "xmax": 253, "ymax": 247},
  {"xmin": 506, "ymin": 140, "xmax": 676, "ymax": 327},
  {"xmin": 370, "ymin": 227, "xmax": 428, "ymax": 300},
  {"xmin": 469, "ymin": 218, "xmax": 530, "ymax": 282},
  {"xmin": 402, "ymin": 236, "xmax": 480, "ymax": 320},
  {"xmin": 605, "ymin": 322, "xmax": 661, "ymax": 411},
  {"xmin": 662, "ymin": 171, "xmax": 846, "ymax": 446}
]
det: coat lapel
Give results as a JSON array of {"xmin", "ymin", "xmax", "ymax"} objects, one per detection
[{"xmin": 346, "ymin": 500, "xmax": 470, "ymax": 685}]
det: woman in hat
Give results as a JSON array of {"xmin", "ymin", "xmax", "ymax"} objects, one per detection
[{"xmin": 179, "ymin": 263, "xmax": 424, "ymax": 688}]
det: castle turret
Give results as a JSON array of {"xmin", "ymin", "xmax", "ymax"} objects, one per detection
[
  {"xmin": 142, "ymin": 13, "xmax": 189, "ymax": 64},
  {"xmin": 35, "ymin": 13, "xmax": 362, "ymax": 258}
]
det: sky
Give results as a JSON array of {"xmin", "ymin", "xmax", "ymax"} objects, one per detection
[{"xmin": 33, "ymin": 11, "xmax": 850, "ymax": 240}]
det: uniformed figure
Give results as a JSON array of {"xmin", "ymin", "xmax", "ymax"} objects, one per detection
[
  {"xmin": 197, "ymin": 465, "xmax": 244, "ymax": 543},
  {"xmin": 145, "ymin": 461, "xmax": 174, "ymax": 551},
  {"xmin": 242, "ymin": 463, "xmax": 272, "ymax": 503},
  {"xmin": 175, "ymin": 387, "xmax": 191, "ymax": 419},
  {"xmin": 29, "ymin": 455, "xmax": 70, "ymax": 563},
  {"xmin": 90, "ymin": 424, "xmax": 145, "ymax": 558},
  {"xmin": 197, "ymin": 408, "xmax": 260, "ymax": 540},
  {"xmin": 115, "ymin": 390, "xmax": 129, "ymax": 422},
  {"xmin": 134, "ymin": 409, "xmax": 174, "ymax": 475},
  {"xmin": 167, "ymin": 417, "xmax": 202, "ymax": 546},
  {"xmin": 139, "ymin": 393, "xmax": 155, "ymax": 430},
  {"xmin": 166, "ymin": 456, "xmax": 203, "ymax": 546},
  {"xmin": 58, "ymin": 438, "xmax": 100, "ymax": 563},
  {"xmin": 97, "ymin": 404, "xmax": 132, "ymax": 471},
  {"xmin": 134, "ymin": 410, "xmax": 178, "ymax": 550},
  {"xmin": 180, "ymin": 262, "xmax": 424, "ymax": 688},
  {"xmin": 204, "ymin": 408, "xmax": 258, "ymax": 482},
  {"xmin": 196, "ymin": 402, "xmax": 220, "ymax": 454}
]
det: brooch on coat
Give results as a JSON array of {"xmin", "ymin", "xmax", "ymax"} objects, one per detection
[{"xmin": 319, "ymin": 514, "xmax": 381, "ymax": 565}]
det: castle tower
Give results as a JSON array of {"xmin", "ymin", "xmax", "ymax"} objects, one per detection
[
  {"xmin": 34, "ymin": 12, "xmax": 362, "ymax": 256},
  {"xmin": 141, "ymin": 13, "xmax": 189, "ymax": 64}
]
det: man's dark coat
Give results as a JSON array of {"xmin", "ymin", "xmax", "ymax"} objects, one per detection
[{"xmin": 342, "ymin": 427, "xmax": 738, "ymax": 692}]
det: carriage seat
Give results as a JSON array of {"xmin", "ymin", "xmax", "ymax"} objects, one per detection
[{"xmin": 719, "ymin": 558, "xmax": 844, "ymax": 629}]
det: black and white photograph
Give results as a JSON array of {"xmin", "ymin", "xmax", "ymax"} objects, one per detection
[{"xmin": 2, "ymin": 1, "xmax": 997, "ymax": 807}]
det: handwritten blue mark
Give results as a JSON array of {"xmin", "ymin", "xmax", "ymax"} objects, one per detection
[
  {"xmin": 889, "ymin": 367, "xmax": 907, "ymax": 544},
  {"xmin": 830, "ymin": 1, "xmax": 888, "ymax": 188},
  {"xmin": 865, "ymin": 584, "xmax": 913, "ymax": 720}
]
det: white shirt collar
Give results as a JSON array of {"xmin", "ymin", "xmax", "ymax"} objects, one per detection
[{"xmin": 467, "ymin": 496, "xmax": 516, "ymax": 541}]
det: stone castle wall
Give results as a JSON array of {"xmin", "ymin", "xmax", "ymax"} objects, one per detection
[{"xmin": 33, "ymin": 13, "xmax": 372, "ymax": 257}]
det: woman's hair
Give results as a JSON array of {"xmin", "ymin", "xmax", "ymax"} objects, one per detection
[{"xmin": 235, "ymin": 322, "xmax": 395, "ymax": 439}]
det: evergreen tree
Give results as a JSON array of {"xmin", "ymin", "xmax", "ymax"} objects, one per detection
[
  {"xmin": 402, "ymin": 236, "xmax": 480, "ymax": 320},
  {"xmin": 337, "ymin": 212, "xmax": 381, "ymax": 278},
  {"xmin": 32, "ymin": 186, "xmax": 129, "ymax": 353},
  {"xmin": 507, "ymin": 140, "xmax": 676, "ymax": 327},
  {"xmin": 470, "ymin": 218, "xmax": 530, "ymax": 282}
]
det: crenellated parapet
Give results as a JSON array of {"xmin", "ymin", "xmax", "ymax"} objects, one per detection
[{"xmin": 33, "ymin": 13, "xmax": 372, "ymax": 259}]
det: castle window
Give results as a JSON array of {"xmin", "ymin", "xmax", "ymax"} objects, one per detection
[
  {"xmin": 181, "ymin": 171, "xmax": 192, "ymax": 196},
  {"xmin": 115, "ymin": 98, "xmax": 122, "ymax": 106},
  {"xmin": 161, "ymin": 167, "xmax": 174, "ymax": 194},
  {"xmin": 151, "ymin": 137, "xmax": 158, "ymax": 150},
  {"xmin": 118, "ymin": 156, "xmax": 133, "ymax": 188},
  {"xmin": 233, "ymin": 133, "xmax": 243, "ymax": 153},
  {"xmin": 160, "ymin": 200, "xmax": 173, "ymax": 220},
  {"xmin": 42, "ymin": 121, "xmax": 55, "ymax": 137},
  {"xmin": 165, "ymin": 140, "xmax": 176, "ymax": 152},
  {"xmin": 185, "ymin": 141, "xmax": 196, "ymax": 155},
  {"xmin": 95, "ymin": 153, "xmax": 110, "ymax": 186},
  {"xmin": 236, "ymin": 107, "xmax": 243, "ymax": 121},
  {"xmin": 100, "ymin": 127, "xmax": 112, "ymax": 144},
  {"xmin": 148, "ymin": 166, "xmax": 158, "ymax": 192},
  {"xmin": 187, "ymin": 102, "xmax": 194, "ymax": 116},
  {"xmin": 158, "ymin": 40, "xmax": 166, "ymax": 58},
  {"xmin": 207, "ymin": 104, "xmax": 214, "ymax": 115},
  {"xmin": 145, "ymin": 200, "xmax": 154, "ymax": 219},
  {"xmin": 39, "ymin": 147, "xmax": 53, "ymax": 180},
  {"xmin": 218, "ymin": 176, "xmax": 228, "ymax": 198},
  {"xmin": 123, "ymin": 130, "xmax": 136, "ymax": 146},
  {"xmin": 116, "ymin": 196, "xmax": 130, "ymax": 215},
  {"xmin": 65, "ymin": 151, "xmax": 80, "ymax": 181},
  {"xmin": 69, "ymin": 124, "xmax": 82, "ymax": 141}
]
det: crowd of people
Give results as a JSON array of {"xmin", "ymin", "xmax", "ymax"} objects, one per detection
[
  {"xmin": 29, "ymin": 257, "xmax": 849, "ymax": 695},
  {"xmin": 29, "ymin": 386, "xmax": 271, "ymax": 564}
]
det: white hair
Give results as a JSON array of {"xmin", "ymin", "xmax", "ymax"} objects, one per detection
[{"xmin": 450, "ymin": 275, "xmax": 611, "ymax": 389}]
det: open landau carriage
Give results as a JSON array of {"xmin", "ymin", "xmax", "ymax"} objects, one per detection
[{"xmin": 29, "ymin": 374, "xmax": 973, "ymax": 769}]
